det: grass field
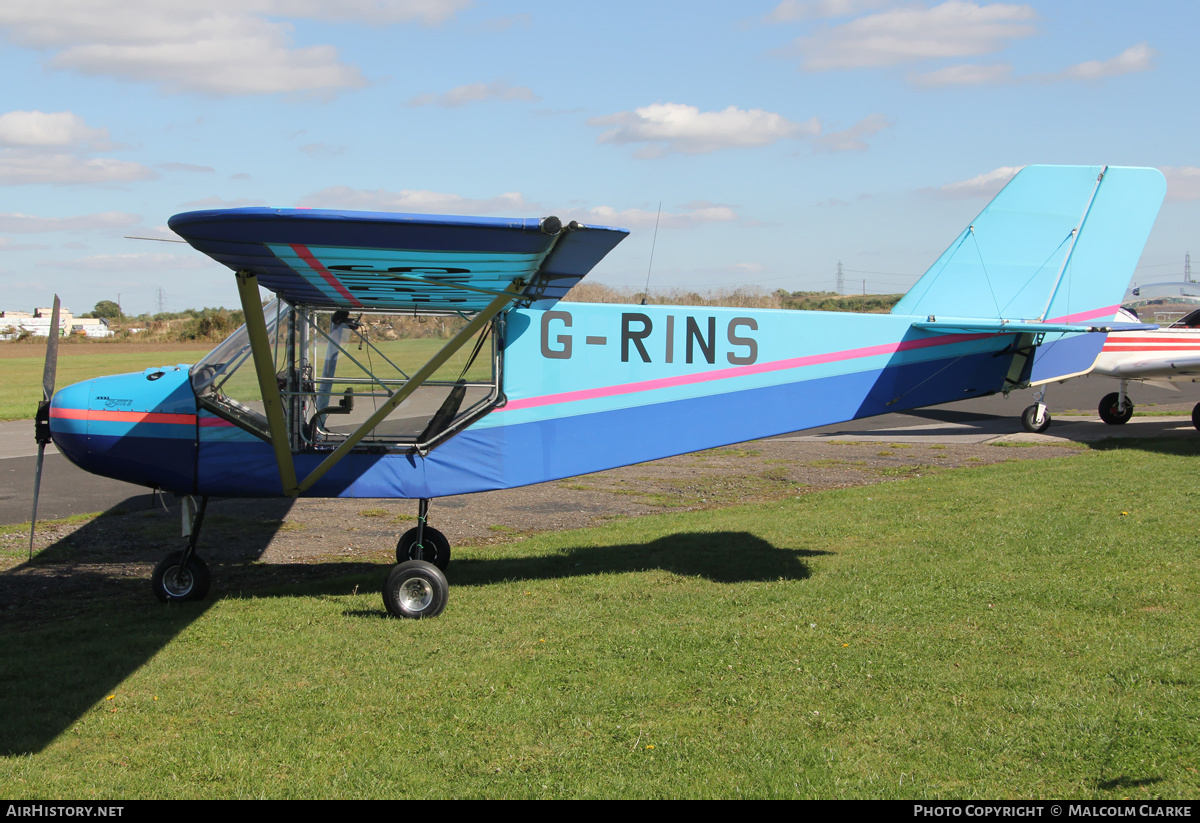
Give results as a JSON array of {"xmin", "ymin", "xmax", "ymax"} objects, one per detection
[
  {"xmin": 2, "ymin": 439, "xmax": 1196, "ymax": 799},
  {"xmin": 0, "ymin": 347, "xmax": 212, "ymax": 421}
]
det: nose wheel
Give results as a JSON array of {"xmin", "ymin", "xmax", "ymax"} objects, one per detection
[
  {"xmin": 152, "ymin": 551, "xmax": 211, "ymax": 602},
  {"xmin": 151, "ymin": 495, "xmax": 211, "ymax": 603}
]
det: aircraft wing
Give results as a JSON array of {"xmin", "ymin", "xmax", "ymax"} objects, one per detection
[{"xmin": 168, "ymin": 208, "xmax": 628, "ymax": 311}]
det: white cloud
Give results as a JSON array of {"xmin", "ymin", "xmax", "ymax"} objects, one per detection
[
  {"xmin": 0, "ymin": 110, "xmax": 111, "ymax": 148},
  {"xmin": 298, "ymin": 187, "xmax": 537, "ymax": 214},
  {"xmin": 1062, "ymin": 42, "xmax": 1154, "ymax": 81},
  {"xmin": 1162, "ymin": 167, "xmax": 1200, "ymax": 202},
  {"xmin": 0, "ymin": 151, "xmax": 157, "ymax": 186},
  {"xmin": 910, "ymin": 43, "xmax": 1154, "ymax": 88},
  {"xmin": 49, "ymin": 27, "xmax": 367, "ymax": 97},
  {"xmin": 0, "ymin": 1, "xmax": 469, "ymax": 45},
  {"xmin": 0, "ymin": 237, "xmax": 52, "ymax": 251},
  {"xmin": 406, "ymin": 80, "xmax": 540, "ymax": 107},
  {"xmin": 936, "ymin": 166, "xmax": 1023, "ymax": 198},
  {"xmin": 159, "ymin": 162, "xmax": 215, "ymax": 173},
  {"xmin": 179, "ymin": 196, "xmax": 268, "ymax": 208},
  {"xmin": 0, "ymin": 211, "xmax": 142, "ymax": 232},
  {"xmin": 589, "ymin": 102, "xmax": 819, "ymax": 156},
  {"xmin": 566, "ymin": 202, "xmax": 739, "ymax": 230},
  {"xmin": 299, "ymin": 142, "xmax": 346, "ymax": 157},
  {"xmin": 792, "ymin": 1, "xmax": 1037, "ymax": 71},
  {"xmin": 763, "ymin": 0, "xmax": 888, "ymax": 23},
  {"xmin": 909, "ymin": 62, "xmax": 1013, "ymax": 87},
  {"xmin": 294, "ymin": 188, "xmax": 738, "ymax": 229},
  {"xmin": 813, "ymin": 113, "xmax": 892, "ymax": 152},
  {"xmin": 41, "ymin": 252, "xmax": 206, "ymax": 271},
  {"xmin": 0, "ymin": 1, "xmax": 471, "ymax": 96}
]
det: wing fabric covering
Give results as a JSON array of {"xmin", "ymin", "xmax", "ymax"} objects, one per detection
[{"xmin": 168, "ymin": 208, "xmax": 628, "ymax": 312}]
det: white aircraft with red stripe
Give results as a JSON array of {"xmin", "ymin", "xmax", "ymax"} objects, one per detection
[{"xmin": 1091, "ymin": 307, "xmax": 1200, "ymax": 428}]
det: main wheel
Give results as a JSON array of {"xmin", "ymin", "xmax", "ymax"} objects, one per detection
[
  {"xmin": 151, "ymin": 551, "xmax": 211, "ymax": 603},
  {"xmin": 396, "ymin": 526, "xmax": 451, "ymax": 571},
  {"xmin": 1021, "ymin": 404, "xmax": 1050, "ymax": 433},
  {"xmin": 1098, "ymin": 392, "xmax": 1134, "ymax": 425},
  {"xmin": 1192, "ymin": 402, "xmax": 1200, "ymax": 431},
  {"xmin": 383, "ymin": 560, "xmax": 448, "ymax": 619}
]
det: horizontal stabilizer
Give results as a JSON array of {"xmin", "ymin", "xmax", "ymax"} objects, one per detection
[{"xmin": 913, "ymin": 318, "xmax": 1157, "ymax": 335}]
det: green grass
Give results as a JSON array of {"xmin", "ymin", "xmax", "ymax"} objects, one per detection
[
  {"xmin": 2, "ymin": 440, "xmax": 1197, "ymax": 798},
  {"xmin": 1, "ymin": 349, "xmax": 212, "ymax": 420}
]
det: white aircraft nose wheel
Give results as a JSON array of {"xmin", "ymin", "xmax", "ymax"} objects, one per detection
[
  {"xmin": 1021, "ymin": 404, "xmax": 1050, "ymax": 433},
  {"xmin": 1192, "ymin": 402, "xmax": 1200, "ymax": 431},
  {"xmin": 384, "ymin": 560, "xmax": 448, "ymax": 619},
  {"xmin": 396, "ymin": 526, "xmax": 451, "ymax": 571},
  {"xmin": 151, "ymin": 551, "xmax": 211, "ymax": 602}
]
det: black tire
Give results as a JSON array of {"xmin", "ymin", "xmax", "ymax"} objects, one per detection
[
  {"xmin": 1192, "ymin": 402, "xmax": 1200, "ymax": 431},
  {"xmin": 396, "ymin": 526, "xmax": 451, "ymax": 571},
  {"xmin": 151, "ymin": 551, "xmax": 211, "ymax": 603},
  {"xmin": 1021, "ymin": 404, "xmax": 1050, "ymax": 433},
  {"xmin": 383, "ymin": 560, "xmax": 448, "ymax": 619},
  {"xmin": 1098, "ymin": 392, "xmax": 1134, "ymax": 425}
]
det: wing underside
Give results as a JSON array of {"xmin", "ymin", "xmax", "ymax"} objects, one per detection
[{"xmin": 169, "ymin": 208, "xmax": 629, "ymax": 311}]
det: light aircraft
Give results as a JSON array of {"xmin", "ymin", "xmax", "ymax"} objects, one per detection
[
  {"xmin": 1088, "ymin": 306, "xmax": 1200, "ymax": 428},
  {"xmin": 31, "ymin": 165, "xmax": 1165, "ymax": 619}
]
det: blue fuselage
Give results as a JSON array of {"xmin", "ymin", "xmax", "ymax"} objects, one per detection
[{"xmin": 50, "ymin": 303, "xmax": 1023, "ymax": 499}]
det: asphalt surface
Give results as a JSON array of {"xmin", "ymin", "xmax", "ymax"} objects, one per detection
[{"xmin": 3, "ymin": 375, "xmax": 1199, "ymax": 526}]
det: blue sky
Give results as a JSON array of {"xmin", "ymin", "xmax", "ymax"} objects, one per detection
[{"xmin": 1, "ymin": 0, "xmax": 1197, "ymax": 316}]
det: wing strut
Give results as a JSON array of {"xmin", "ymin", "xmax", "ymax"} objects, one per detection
[
  {"xmin": 236, "ymin": 270, "xmax": 526, "ymax": 497},
  {"xmin": 236, "ymin": 272, "xmax": 300, "ymax": 495}
]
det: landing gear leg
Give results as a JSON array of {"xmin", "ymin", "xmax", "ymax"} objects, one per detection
[
  {"xmin": 396, "ymin": 498, "xmax": 451, "ymax": 571},
  {"xmin": 1022, "ymin": 387, "xmax": 1051, "ymax": 433},
  {"xmin": 151, "ymin": 495, "xmax": 211, "ymax": 602},
  {"xmin": 387, "ymin": 498, "xmax": 452, "ymax": 619}
]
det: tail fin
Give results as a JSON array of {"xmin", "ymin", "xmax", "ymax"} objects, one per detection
[{"xmin": 893, "ymin": 165, "xmax": 1166, "ymax": 384}]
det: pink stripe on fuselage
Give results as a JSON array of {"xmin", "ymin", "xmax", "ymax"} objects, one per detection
[{"xmin": 500, "ymin": 329, "xmax": 993, "ymax": 413}]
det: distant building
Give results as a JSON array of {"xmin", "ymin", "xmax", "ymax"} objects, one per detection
[{"xmin": 1, "ymin": 307, "xmax": 114, "ymax": 339}]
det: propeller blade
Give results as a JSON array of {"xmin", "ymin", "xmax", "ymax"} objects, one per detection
[
  {"xmin": 30, "ymin": 296, "xmax": 60, "ymax": 559},
  {"xmin": 30, "ymin": 443, "xmax": 46, "ymax": 560},
  {"xmin": 42, "ymin": 295, "xmax": 60, "ymax": 402}
]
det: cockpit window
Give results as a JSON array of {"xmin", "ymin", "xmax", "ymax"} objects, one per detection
[
  {"xmin": 190, "ymin": 299, "xmax": 289, "ymax": 438},
  {"xmin": 190, "ymin": 300, "xmax": 501, "ymax": 452}
]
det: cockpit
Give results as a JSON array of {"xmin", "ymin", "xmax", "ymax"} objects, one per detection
[{"xmin": 190, "ymin": 300, "xmax": 501, "ymax": 453}]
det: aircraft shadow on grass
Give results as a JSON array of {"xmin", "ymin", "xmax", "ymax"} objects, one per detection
[
  {"xmin": 1, "ymin": 494, "xmax": 293, "ymax": 755},
  {"xmin": 2, "ymin": 512, "xmax": 817, "ymax": 754}
]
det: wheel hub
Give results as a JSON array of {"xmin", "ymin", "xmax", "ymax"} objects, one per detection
[
  {"xmin": 399, "ymin": 577, "xmax": 433, "ymax": 610},
  {"xmin": 164, "ymin": 567, "xmax": 193, "ymax": 597}
]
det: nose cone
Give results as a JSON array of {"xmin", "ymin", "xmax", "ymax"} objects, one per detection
[{"xmin": 50, "ymin": 365, "xmax": 199, "ymax": 493}]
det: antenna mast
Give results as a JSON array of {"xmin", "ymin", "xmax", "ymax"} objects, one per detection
[{"xmin": 641, "ymin": 202, "xmax": 662, "ymax": 305}]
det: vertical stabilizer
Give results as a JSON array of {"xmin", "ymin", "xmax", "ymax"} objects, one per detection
[
  {"xmin": 892, "ymin": 165, "xmax": 1165, "ymax": 384},
  {"xmin": 893, "ymin": 166, "xmax": 1165, "ymax": 323}
]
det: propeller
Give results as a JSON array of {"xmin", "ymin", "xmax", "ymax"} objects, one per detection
[{"xmin": 29, "ymin": 295, "xmax": 61, "ymax": 559}]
